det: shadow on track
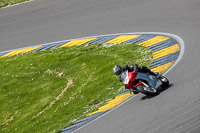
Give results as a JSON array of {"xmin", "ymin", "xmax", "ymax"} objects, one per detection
[{"xmin": 140, "ymin": 83, "xmax": 174, "ymax": 100}]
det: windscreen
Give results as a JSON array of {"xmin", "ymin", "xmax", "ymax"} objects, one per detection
[{"xmin": 120, "ymin": 70, "xmax": 129, "ymax": 84}]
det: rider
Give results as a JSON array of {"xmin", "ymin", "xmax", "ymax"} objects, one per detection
[{"xmin": 113, "ymin": 64, "xmax": 158, "ymax": 93}]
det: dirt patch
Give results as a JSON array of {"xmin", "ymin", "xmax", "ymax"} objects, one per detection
[
  {"xmin": 57, "ymin": 72, "xmax": 64, "ymax": 78},
  {"xmin": 0, "ymin": 117, "xmax": 13, "ymax": 127},
  {"xmin": 33, "ymin": 78, "xmax": 73, "ymax": 118},
  {"xmin": 1, "ymin": 110, "xmax": 18, "ymax": 127},
  {"xmin": 45, "ymin": 69, "xmax": 65, "ymax": 78},
  {"xmin": 45, "ymin": 69, "xmax": 53, "ymax": 75},
  {"xmin": 81, "ymin": 63, "xmax": 86, "ymax": 69},
  {"xmin": 82, "ymin": 72, "xmax": 95, "ymax": 87}
]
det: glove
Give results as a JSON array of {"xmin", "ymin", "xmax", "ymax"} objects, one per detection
[
  {"xmin": 134, "ymin": 64, "xmax": 138, "ymax": 69},
  {"xmin": 124, "ymin": 85, "xmax": 129, "ymax": 89}
]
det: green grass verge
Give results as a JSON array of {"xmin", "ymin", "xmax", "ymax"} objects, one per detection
[
  {"xmin": 0, "ymin": 0, "xmax": 29, "ymax": 8},
  {"xmin": 0, "ymin": 43, "xmax": 152, "ymax": 133}
]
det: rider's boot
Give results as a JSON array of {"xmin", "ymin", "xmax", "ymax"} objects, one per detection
[{"xmin": 129, "ymin": 88, "xmax": 139, "ymax": 94}]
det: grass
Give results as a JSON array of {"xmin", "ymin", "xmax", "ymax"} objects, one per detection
[
  {"xmin": 0, "ymin": 43, "xmax": 152, "ymax": 133},
  {"xmin": 0, "ymin": 0, "xmax": 29, "ymax": 8}
]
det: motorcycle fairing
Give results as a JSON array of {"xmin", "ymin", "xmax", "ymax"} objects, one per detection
[{"xmin": 135, "ymin": 72, "xmax": 162, "ymax": 89}]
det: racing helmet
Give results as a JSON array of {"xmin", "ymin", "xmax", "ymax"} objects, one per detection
[{"xmin": 113, "ymin": 65, "xmax": 122, "ymax": 76}]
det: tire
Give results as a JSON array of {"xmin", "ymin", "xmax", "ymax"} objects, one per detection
[
  {"xmin": 136, "ymin": 85, "xmax": 158, "ymax": 96},
  {"xmin": 160, "ymin": 76, "xmax": 169, "ymax": 87}
]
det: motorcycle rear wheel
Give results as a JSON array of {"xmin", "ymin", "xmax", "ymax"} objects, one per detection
[{"xmin": 136, "ymin": 85, "xmax": 158, "ymax": 96}]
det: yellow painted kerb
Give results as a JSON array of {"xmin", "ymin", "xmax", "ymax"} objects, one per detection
[
  {"xmin": 104, "ymin": 35, "xmax": 141, "ymax": 44},
  {"xmin": 87, "ymin": 93, "xmax": 134, "ymax": 116},
  {"xmin": 153, "ymin": 44, "xmax": 180, "ymax": 60},
  {"xmin": 0, "ymin": 46, "xmax": 41, "ymax": 58},
  {"xmin": 59, "ymin": 38, "xmax": 96, "ymax": 48},
  {"xmin": 138, "ymin": 36, "xmax": 169, "ymax": 47},
  {"xmin": 151, "ymin": 61, "xmax": 175, "ymax": 74}
]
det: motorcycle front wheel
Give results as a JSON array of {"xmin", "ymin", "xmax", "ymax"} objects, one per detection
[
  {"xmin": 136, "ymin": 85, "xmax": 159, "ymax": 96},
  {"xmin": 160, "ymin": 76, "xmax": 169, "ymax": 87}
]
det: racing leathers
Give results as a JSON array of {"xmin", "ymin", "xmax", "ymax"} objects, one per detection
[{"xmin": 118, "ymin": 64, "xmax": 158, "ymax": 93}]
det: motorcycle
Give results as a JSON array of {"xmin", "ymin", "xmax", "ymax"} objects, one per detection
[{"xmin": 120, "ymin": 70, "xmax": 169, "ymax": 96}]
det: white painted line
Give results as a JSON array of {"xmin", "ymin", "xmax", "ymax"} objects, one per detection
[
  {"xmin": 160, "ymin": 33, "xmax": 185, "ymax": 75},
  {"xmin": 71, "ymin": 94, "xmax": 138, "ymax": 133}
]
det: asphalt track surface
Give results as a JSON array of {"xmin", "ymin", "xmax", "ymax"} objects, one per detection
[{"xmin": 0, "ymin": 0, "xmax": 200, "ymax": 133}]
